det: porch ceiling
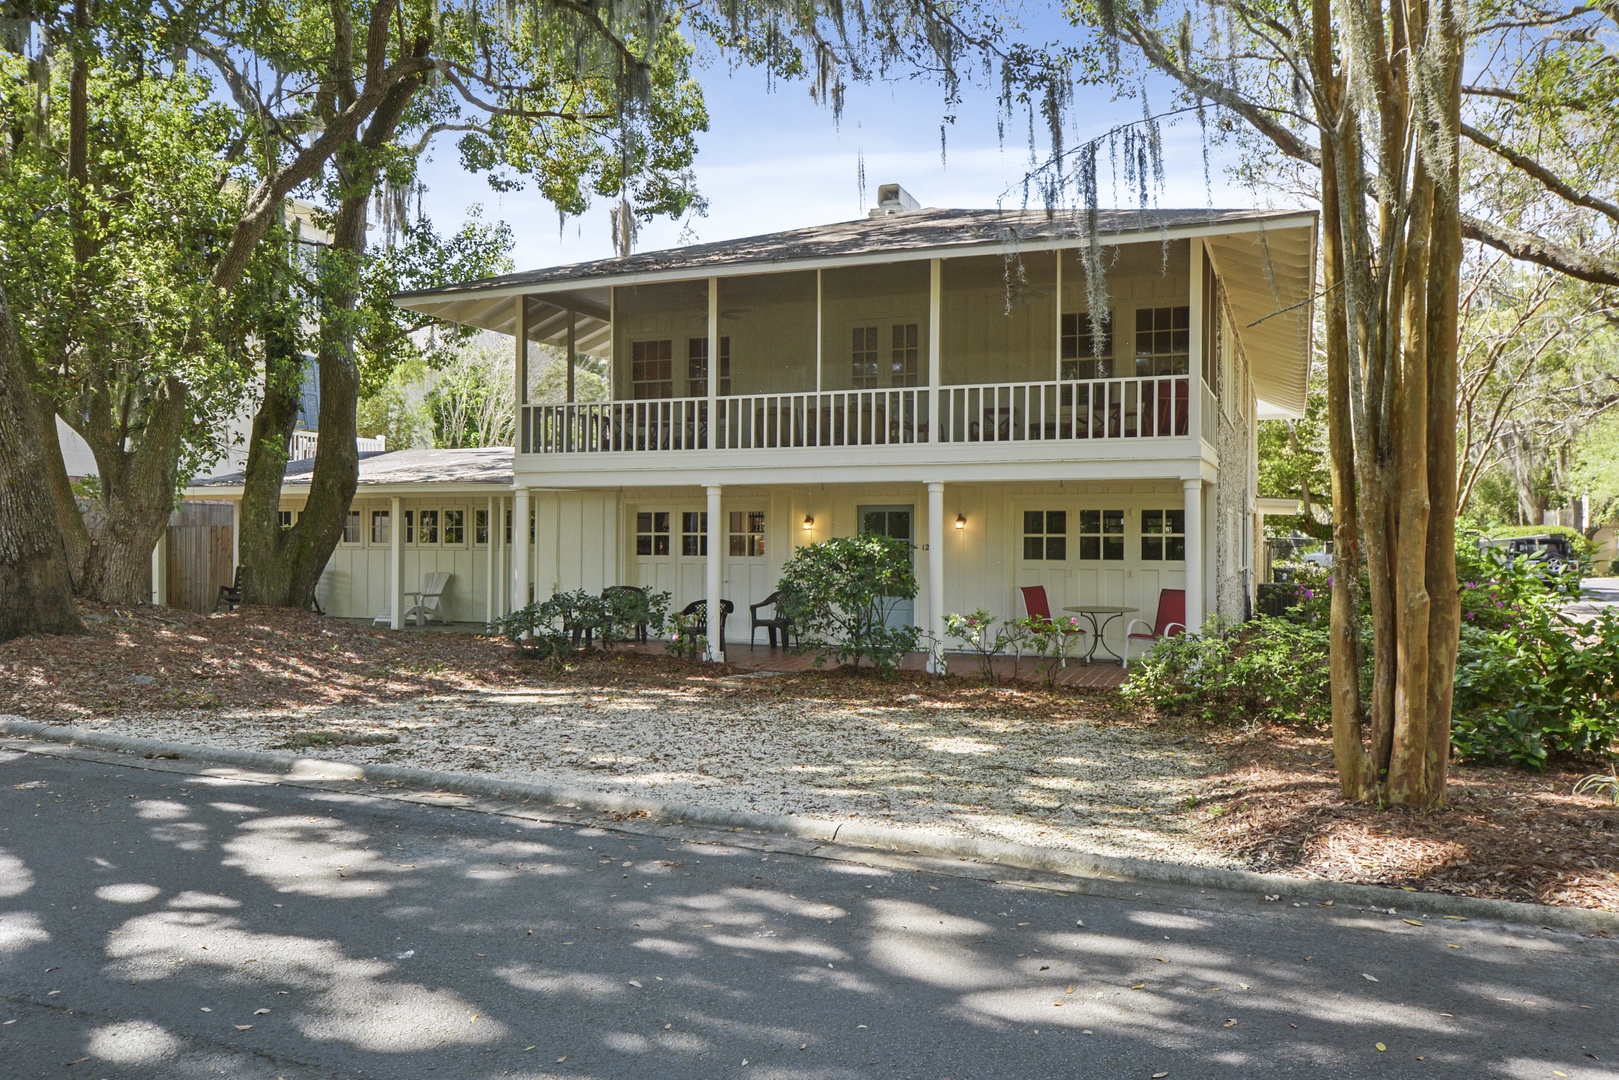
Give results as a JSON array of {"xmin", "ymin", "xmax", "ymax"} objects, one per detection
[{"xmin": 1206, "ymin": 223, "xmax": 1315, "ymax": 418}]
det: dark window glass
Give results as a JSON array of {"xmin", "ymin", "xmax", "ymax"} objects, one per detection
[
  {"xmin": 681, "ymin": 511, "xmax": 707, "ymax": 556},
  {"xmin": 632, "ymin": 339, "xmax": 674, "ymax": 398},
  {"xmin": 1060, "ymin": 311, "xmax": 1114, "ymax": 380},
  {"xmin": 1134, "ymin": 307, "xmax": 1191, "ymax": 377},
  {"xmin": 852, "ymin": 327, "xmax": 879, "ymax": 388}
]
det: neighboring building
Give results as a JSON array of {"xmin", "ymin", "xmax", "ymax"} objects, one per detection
[{"xmin": 192, "ymin": 190, "xmax": 1318, "ymax": 653}]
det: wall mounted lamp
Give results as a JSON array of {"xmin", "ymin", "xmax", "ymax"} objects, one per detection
[
  {"xmin": 955, "ymin": 514, "xmax": 967, "ymax": 530},
  {"xmin": 803, "ymin": 515, "xmax": 815, "ymax": 531}
]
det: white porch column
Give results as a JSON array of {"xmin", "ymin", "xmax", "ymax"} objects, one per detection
[
  {"xmin": 928, "ymin": 259, "xmax": 941, "ymax": 443},
  {"xmin": 1183, "ymin": 478, "xmax": 1205, "ymax": 633},
  {"xmin": 150, "ymin": 526, "xmax": 167, "ymax": 606},
  {"xmin": 927, "ymin": 482, "xmax": 945, "ymax": 674},
  {"xmin": 513, "ymin": 488, "xmax": 531, "ymax": 611},
  {"xmin": 389, "ymin": 496, "xmax": 403, "ymax": 630},
  {"xmin": 705, "ymin": 484, "xmax": 723, "ymax": 661},
  {"xmin": 485, "ymin": 495, "xmax": 496, "ymax": 624}
]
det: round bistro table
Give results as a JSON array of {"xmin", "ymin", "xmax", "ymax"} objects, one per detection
[{"xmin": 1062, "ymin": 604, "xmax": 1139, "ymax": 664}]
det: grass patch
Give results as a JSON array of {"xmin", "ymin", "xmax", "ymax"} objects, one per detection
[{"xmin": 273, "ymin": 729, "xmax": 399, "ymax": 750}]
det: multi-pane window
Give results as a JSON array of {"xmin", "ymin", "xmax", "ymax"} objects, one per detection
[
  {"xmin": 277, "ymin": 509, "xmax": 295, "ymax": 530},
  {"xmin": 341, "ymin": 510, "xmax": 362, "ymax": 545},
  {"xmin": 403, "ymin": 509, "xmax": 415, "ymax": 544},
  {"xmin": 1134, "ymin": 306, "xmax": 1191, "ymax": 376},
  {"xmin": 890, "ymin": 323, "xmax": 920, "ymax": 386},
  {"xmin": 418, "ymin": 509, "xmax": 440, "ymax": 545},
  {"xmin": 474, "ymin": 508, "xmax": 490, "ymax": 546},
  {"xmin": 1022, "ymin": 510, "xmax": 1068, "ymax": 561},
  {"xmin": 851, "ymin": 326, "xmax": 879, "ymax": 388},
  {"xmin": 631, "ymin": 339, "xmax": 674, "ymax": 399},
  {"xmin": 681, "ymin": 511, "xmax": 708, "ymax": 556},
  {"xmin": 443, "ymin": 509, "xmax": 465, "ymax": 546},
  {"xmin": 728, "ymin": 511, "xmax": 765, "ymax": 557},
  {"xmin": 1141, "ymin": 509, "xmax": 1187, "ymax": 561},
  {"xmin": 636, "ymin": 512, "xmax": 670, "ymax": 556},
  {"xmin": 1060, "ymin": 311, "xmax": 1113, "ymax": 380},
  {"xmin": 371, "ymin": 510, "xmax": 390, "ymax": 545},
  {"xmin": 687, "ymin": 337, "xmax": 732, "ymax": 396},
  {"xmin": 1077, "ymin": 509, "xmax": 1125, "ymax": 561},
  {"xmin": 504, "ymin": 508, "xmax": 512, "ymax": 545}
]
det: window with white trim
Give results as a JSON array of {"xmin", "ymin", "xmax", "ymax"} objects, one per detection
[
  {"xmin": 1022, "ymin": 510, "xmax": 1067, "ymax": 561},
  {"xmin": 890, "ymin": 323, "xmax": 920, "ymax": 386},
  {"xmin": 851, "ymin": 326, "xmax": 879, "ymax": 388},
  {"xmin": 277, "ymin": 509, "xmax": 296, "ymax": 530},
  {"xmin": 370, "ymin": 510, "xmax": 390, "ymax": 545},
  {"xmin": 631, "ymin": 339, "xmax": 674, "ymax": 399},
  {"xmin": 474, "ymin": 508, "xmax": 489, "ymax": 546},
  {"xmin": 1077, "ymin": 509, "xmax": 1125, "ymax": 561},
  {"xmin": 728, "ymin": 511, "xmax": 765, "ymax": 557},
  {"xmin": 418, "ymin": 509, "xmax": 440, "ymax": 545},
  {"xmin": 687, "ymin": 337, "xmax": 731, "ymax": 396},
  {"xmin": 443, "ymin": 509, "xmax": 465, "ymax": 546},
  {"xmin": 636, "ymin": 512, "xmax": 670, "ymax": 556},
  {"xmin": 404, "ymin": 510, "xmax": 415, "ymax": 544},
  {"xmin": 681, "ymin": 511, "xmax": 708, "ymax": 556},
  {"xmin": 1141, "ymin": 509, "xmax": 1186, "ymax": 561},
  {"xmin": 1060, "ymin": 310, "xmax": 1113, "ymax": 380},
  {"xmin": 340, "ymin": 510, "xmax": 362, "ymax": 545},
  {"xmin": 1134, "ymin": 306, "xmax": 1191, "ymax": 377}
]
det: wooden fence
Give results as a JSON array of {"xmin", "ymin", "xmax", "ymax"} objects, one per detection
[{"xmin": 165, "ymin": 502, "xmax": 234, "ymax": 613}]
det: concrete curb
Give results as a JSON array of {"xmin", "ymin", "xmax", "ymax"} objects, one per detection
[{"xmin": 5, "ymin": 716, "xmax": 1616, "ymax": 935}]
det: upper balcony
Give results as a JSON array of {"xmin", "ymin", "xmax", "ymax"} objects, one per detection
[{"xmin": 393, "ymin": 205, "xmax": 1315, "ymax": 484}]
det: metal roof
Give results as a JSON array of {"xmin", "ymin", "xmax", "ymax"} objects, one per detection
[{"xmin": 191, "ymin": 447, "xmax": 513, "ymax": 490}]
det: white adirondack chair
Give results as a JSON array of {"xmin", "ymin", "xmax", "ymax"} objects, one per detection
[{"xmin": 404, "ymin": 571, "xmax": 451, "ymax": 626}]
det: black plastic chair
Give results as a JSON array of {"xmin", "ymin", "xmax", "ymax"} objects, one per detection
[
  {"xmin": 214, "ymin": 566, "xmax": 246, "ymax": 613},
  {"xmin": 596, "ymin": 585, "xmax": 651, "ymax": 645},
  {"xmin": 679, "ymin": 598, "xmax": 733, "ymax": 645},
  {"xmin": 749, "ymin": 591, "xmax": 792, "ymax": 648}
]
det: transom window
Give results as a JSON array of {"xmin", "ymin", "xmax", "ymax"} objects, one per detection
[
  {"xmin": 370, "ymin": 510, "xmax": 390, "ymax": 544},
  {"xmin": 851, "ymin": 326, "xmax": 879, "ymax": 388},
  {"xmin": 890, "ymin": 323, "xmax": 920, "ymax": 386},
  {"xmin": 1060, "ymin": 311, "xmax": 1113, "ymax": 380},
  {"xmin": 443, "ymin": 509, "xmax": 465, "ymax": 546},
  {"xmin": 341, "ymin": 510, "xmax": 362, "ymax": 545},
  {"xmin": 1135, "ymin": 306, "xmax": 1191, "ymax": 377},
  {"xmin": 418, "ymin": 509, "xmax": 440, "ymax": 545},
  {"xmin": 1077, "ymin": 509, "xmax": 1125, "ymax": 561},
  {"xmin": 636, "ymin": 511, "xmax": 671, "ymax": 556},
  {"xmin": 1022, "ymin": 510, "xmax": 1067, "ymax": 561},
  {"xmin": 688, "ymin": 337, "xmax": 732, "ymax": 396},
  {"xmin": 631, "ymin": 339, "xmax": 674, "ymax": 399},
  {"xmin": 1141, "ymin": 509, "xmax": 1187, "ymax": 561},
  {"xmin": 729, "ymin": 511, "xmax": 765, "ymax": 557},
  {"xmin": 681, "ymin": 511, "xmax": 708, "ymax": 556}
]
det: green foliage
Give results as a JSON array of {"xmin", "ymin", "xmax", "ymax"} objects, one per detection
[
  {"xmin": 490, "ymin": 588, "xmax": 669, "ymax": 664},
  {"xmin": 1121, "ymin": 618, "xmax": 1334, "ymax": 730},
  {"xmin": 777, "ymin": 535, "xmax": 920, "ymax": 673},
  {"xmin": 1451, "ymin": 567, "xmax": 1619, "ymax": 768},
  {"xmin": 944, "ymin": 609, "xmax": 1009, "ymax": 682},
  {"xmin": 1022, "ymin": 614, "xmax": 1090, "ymax": 686},
  {"xmin": 1574, "ymin": 768, "xmax": 1619, "ymax": 805},
  {"xmin": 1256, "ymin": 384, "xmax": 1331, "ymax": 539},
  {"xmin": 666, "ymin": 611, "xmax": 707, "ymax": 661}
]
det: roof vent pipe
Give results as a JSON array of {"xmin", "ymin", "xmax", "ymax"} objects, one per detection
[{"xmin": 869, "ymin": 183, "xmax": 921, "ymax": 218}]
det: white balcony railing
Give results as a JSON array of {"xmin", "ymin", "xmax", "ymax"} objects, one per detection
[
  {"xmin": 519, "ymin": 376, "xmax": 1191, "ymax": 455},
  {"xmin": 288, "ymin": 430, "xmax": 387, "ymax": 460}
]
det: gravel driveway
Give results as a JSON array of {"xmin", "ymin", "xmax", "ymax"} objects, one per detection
[{"xmin": 62, "ymin": 675, "xmax": 1230, "ymax": 867}]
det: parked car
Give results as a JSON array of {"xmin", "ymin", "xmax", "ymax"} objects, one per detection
[{"xmin": 1478, "ymin": 534, "xmax": 1574, "ymax": 575}]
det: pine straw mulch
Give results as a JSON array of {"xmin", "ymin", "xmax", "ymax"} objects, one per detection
[
  {"xmin": 1192, "ymin": 726, "xmax": 1619, "ymax": 914},
  {"xmin": 3, "ymin": 604, "xmax": 1615, "ymax": 912}
]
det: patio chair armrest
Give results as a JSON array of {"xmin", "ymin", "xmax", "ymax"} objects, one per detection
[
  {"xmin": 1164, "ymin": 621, "xmax": 1187, "ymax": 636},
  {"xmin": 1124, "ymin": 618, "xmax": 1155, "ymax": 638}
]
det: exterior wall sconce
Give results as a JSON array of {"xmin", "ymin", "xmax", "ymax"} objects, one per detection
[
  {"xmin": 955, "ymin": 514, "xmax": 967, "ymax": 530},
  {"xmin": 803, "ymin": 515, "xmax": 814, "ymax": 531}
]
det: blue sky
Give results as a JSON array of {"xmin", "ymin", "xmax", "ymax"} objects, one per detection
[{"xmin": 415, "ymin": 32, "xmax": 1290, "ymax": 272}]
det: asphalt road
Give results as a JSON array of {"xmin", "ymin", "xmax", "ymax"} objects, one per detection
[{"xmin": 1, "ymin": 742, "xmax": 1615, "ymax": 1080}]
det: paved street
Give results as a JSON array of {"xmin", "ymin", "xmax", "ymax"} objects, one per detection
[{"xmin": 1, "ymin": 741, "xmax": 1615, "ymax": 1080}]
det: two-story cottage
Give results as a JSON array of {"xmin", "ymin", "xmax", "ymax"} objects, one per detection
[{"xmin": 194, "ymin": 191, "xmax": 1316, "ymax": 658}]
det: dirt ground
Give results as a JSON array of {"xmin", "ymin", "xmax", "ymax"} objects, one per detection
[{"xmin": 3, "ymin": 603, "xmax": 1615, "ymax": 913}]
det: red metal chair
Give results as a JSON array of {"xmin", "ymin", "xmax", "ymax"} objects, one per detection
[
  {"xmin": 1020, "ymin": 585, "xmax": 1054, "ymax": 627},
  {"xmin": 1123, "ymin": 588, "xmax": 1187, "ymax": 668}
]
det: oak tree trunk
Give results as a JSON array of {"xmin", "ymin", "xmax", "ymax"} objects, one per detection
[{"xmin": 0, "ymin": 281, "xmax": 83, "ymax": 641}]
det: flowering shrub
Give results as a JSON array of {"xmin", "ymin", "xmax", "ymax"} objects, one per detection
[
  {"xmin": 1023, "ymin": 615, "xmax": 1089, "ymax": 686},
  {"xmin": 666, "ymin": 611, "xmax": 707, "ymax": 661}
]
